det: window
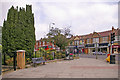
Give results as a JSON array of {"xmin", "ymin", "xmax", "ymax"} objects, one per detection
[
  {"xmin": 47, "ymin": 42, "xmax": 49, "ymax": 44},
  {"xmin": 82, "ymin": 40, "xmax": 84, "ymax": 44},
  {"xmin": 80, "ymin": 39, "xmax": 84, "ymax": 44},
  {"xmin": 93, "ymin": 38, "xmax": 99, "ymax": 43},
  {"xmin": 80, "ymin": 40, "xmax": 82, "ymax": 44},
  {"xmin": 39, "ymin": 41, "xmax": 41, "ymax": 45},
  {"xmin": 43, "ymin": 41, "xmax": 45, "ymax": 45},
  {"xmin": 102, "ymin": 37, "xmax": 108, "ymax": 43},
  {"xmin": 74, "ymin": 40, "xmax": 79, "ymax": 45},
  {"xmin": 115, "ymin": 36, "xmax": 117, "ymax": 41},
  {"xmin": 36, "ymin": 42, "xmax": 38, "ymax": 46},
  {"xmin": 39, "ymin": 41, "xmax": 41, "ymax": 47},
  {"xmin": 87, "ymin": 39, "xmax": 90, "ymax": 44},
  {"xmin": 114, "ymin": 36, "xmax": 120, "ymax": 41}
]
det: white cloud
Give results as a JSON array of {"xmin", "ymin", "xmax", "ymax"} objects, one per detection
[{"xmin": 0, "ymin": 1, "xmax": 118, "ymax": 40}]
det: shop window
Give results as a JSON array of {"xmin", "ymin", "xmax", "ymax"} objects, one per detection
[
  {"xmin": 102, "ymin": 37, "xmax": 108, "ymax": 43},
  {"xmin": 47, "ymin": 42, "xmax": 49, "ymax": 44},
  {"xmin": 93, "ymin": 38, "xmax": 99, "ymax": 43},
  {"xmin": 87, "ymin": 39, "xmax": 90, "ymax": 44},
  {"xmin": 115, "ymin": 36, "xmax": 118, "ymax": 42},
  {"xmin": 75, "ymin": 40, "xmax": 79, "ymax": 45},
  {"xmin": 43, "ymin": 41, "xmax": 45, "ymax": 45}
]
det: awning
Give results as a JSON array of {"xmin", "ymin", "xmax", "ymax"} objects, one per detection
[
  {"xmin": 85, "ymin": 44, "xmax": 94, "ymax": 47},
  {"xmin": 99, "ymin": 43, "xmax": 108, "ymax": 47}
]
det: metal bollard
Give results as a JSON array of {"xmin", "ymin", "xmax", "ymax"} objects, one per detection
[{"xmin": 13, "ymin": 52, "xmax": 16, "ymax": 71}]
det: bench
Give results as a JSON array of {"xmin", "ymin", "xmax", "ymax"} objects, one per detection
[{"xmin": 32, "ymin": 57, "xmax": 47, "ymax": 67}]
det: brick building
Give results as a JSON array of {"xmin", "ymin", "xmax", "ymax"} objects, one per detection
[
  {"xmin": 34, "ymin": 38, "xmax": 59, "ymax": 51},
  {"xmin": 68, "ymin": 27, "xmax": 120, "ymax": 54}
]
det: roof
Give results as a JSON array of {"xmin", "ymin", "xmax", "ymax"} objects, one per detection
[
  {"xmin": 98, "ymin": 29, "xmax": 118, "ymax": 37},
  {"xmin": 70, "ymin": 28, "xmax": 119, "ymax": 40}
]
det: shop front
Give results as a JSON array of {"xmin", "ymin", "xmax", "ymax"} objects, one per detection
[
  {"xmin": 77, "ymin": 45, "xmax": 84, "ymax": 54},
  {"xmin": 99, "ymin": 43, "xmax": 109, "ymax": 53},
  {"xmin": 112, "ymin": 45, "xmax": 120, "ymax": 54},
  {"xmin": 66, "ymin": 46, "xmax": 75, "ymax": 53},
  {"xmin": 85, "ymin": 44, "xmax": 95, "ymax": 54}
]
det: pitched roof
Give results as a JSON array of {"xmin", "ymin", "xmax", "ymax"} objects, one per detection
[
  {"xmin": 70, "ymin": 28, "xmax": 119, "ymax": 40},
  {"xmin": 98, "ymin": 29, "xmax": 118, "ymax": 37}
]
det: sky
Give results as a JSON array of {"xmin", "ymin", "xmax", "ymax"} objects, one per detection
[{"xmin": 0, "ymin": 0, "xmax": 119, "ymax": 40}]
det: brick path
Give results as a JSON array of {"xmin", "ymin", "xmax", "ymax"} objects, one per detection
[{"xmin": 2, "ymin": 58, "xmax": 118, "ymax": 78}]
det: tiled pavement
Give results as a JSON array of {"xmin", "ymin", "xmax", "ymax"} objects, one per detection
[{"xmin": 2, "ymin": 58, "xmax": 118, "ymax": 78}]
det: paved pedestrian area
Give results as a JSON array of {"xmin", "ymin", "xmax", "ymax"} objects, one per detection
[{"xmin": 2, "ymin": 58, "xmax": 118, "ymax": 78}]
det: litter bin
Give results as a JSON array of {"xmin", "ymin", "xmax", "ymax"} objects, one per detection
[
  {"xmin": 17, "ymin": 50, "xmax": 25, "ymax": 69},
  {"xmin": 110, "ymin": 54, "xmax": 115, "ymax": 64}
]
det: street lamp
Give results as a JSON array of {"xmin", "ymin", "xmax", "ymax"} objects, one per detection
[
  {"xmin": 75, "ymin": 42, "xmax": 78, "ymax": 57},
  {"xmin": 95, "ymin": 42, "xmax": 98, "ymax": 59}
]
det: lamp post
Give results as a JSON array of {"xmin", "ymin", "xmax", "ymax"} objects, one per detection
[
  {"xmin": 108, "ymin": 42, "xmax": 110, "ymax": 54},
  {"xmin": 75, "ymin": 42, "xmax": 78, "ymax": 57},
  {"xmin": 13, "ymin": 51, "xmax": 16, "ymax": 71},
  {"xmin": 95, "ymin": 42, "xmax": 98, "ymax": 59}
]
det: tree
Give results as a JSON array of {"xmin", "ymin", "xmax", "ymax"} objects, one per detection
[
  {"xmin": 2, "ymin": 5, "xmax": 36, "ymax": 57},
  {"xmin": 47, "ymin": 27, "xmax": 72, "ymax": 50}
]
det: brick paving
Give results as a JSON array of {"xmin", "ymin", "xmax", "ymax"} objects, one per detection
[{"xmin": 2, "ymin": 57, "xmax": 118, "ymax": 78}]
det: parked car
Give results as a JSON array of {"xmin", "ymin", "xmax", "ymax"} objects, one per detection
[
  {"xmin": 92, "ymin": 52, "xmax": 97, "ymax": 55},
  {"xmin": 100, "ymin": 52, "xmax": 107, "ymax": 55},
  {"xmin": 92, "ymin": 52, "xmax": 107, "ymax": 55}
]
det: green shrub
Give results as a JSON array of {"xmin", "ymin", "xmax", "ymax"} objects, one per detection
[
  {"xmin": 5, "ymin": 58, "xmax": 13, "ymax": 66},
  {"xmin": 62, "ymin": 54, "xmax": 65, "ymax": 58},
  {"xmin": 46, "ymin": 54, "xmax": 54, "ymax": 60},
  {"xmin": 49, "ymin": 55, "xmax": 53, "ymax": 60},
  {"xmin": 26, "ymin": 58, "xmax": 32, "ymax": 64},
  {"xmin": 2, "ymin": 54, "xmax": 12, "ymax": 65},
  {"xmin": 73, "ymin": 54, "xmax": 75, "ymax": 57}
]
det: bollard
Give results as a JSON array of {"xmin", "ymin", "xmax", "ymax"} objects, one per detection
[
  {"xmin": 13, "ymin": 52, "xmax": 16, "ymax": 71},
  {"xmin": 3, "ymin": 53, "xmax": 6, "ymax": 65}
]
